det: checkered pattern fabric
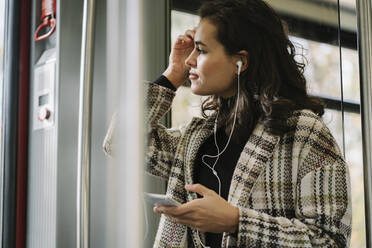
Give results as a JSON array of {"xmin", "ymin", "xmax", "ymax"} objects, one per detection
[{"xmin": 103, "ymin": 82, "xmax": 351, "ymax": 248}]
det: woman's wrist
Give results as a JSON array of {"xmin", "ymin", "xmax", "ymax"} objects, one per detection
[
  {"xmin": 162, "ymin": 68, "xmax": 186, "ymax": 89},
  {"xmin": 154, "ymin": 75, "xmax": 177, "ymax": 91},
  {"xmin": 227, "ymin": 206, "xmax": 239, "ymax": 233}
]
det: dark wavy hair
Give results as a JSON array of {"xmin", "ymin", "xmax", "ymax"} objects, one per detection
[{"xmin": 197, "ymin": 0, "xmax": 324, "ymax": 144}]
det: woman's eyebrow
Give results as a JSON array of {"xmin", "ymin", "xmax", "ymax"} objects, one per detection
[{"xmin": 195, "ymin": 40, "xmax": 207, "ymax": 47}]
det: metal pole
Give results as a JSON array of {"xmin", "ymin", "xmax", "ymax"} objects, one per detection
[
  {"xmin": 119, "ymin": 0, "xmax": 144, "ymax": 245},
  {"xmin": 77, "ymin": 0, "xmax": 95, "ymax": 247},
  {"xmin": 106, "ymin": 0, "xmax": 144, "ymax": 246},
  {"xmin": 356, "ymin": 0, "xmax": 372, "ymax": 247},
  {"xmin": 2, "ymin": 0, "xmax": 20, "ymax": 246}
]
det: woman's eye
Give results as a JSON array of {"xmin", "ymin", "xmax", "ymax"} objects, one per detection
[{"xmin": 196, "ymin": 47, "xmax": 205, "ymax": 54}]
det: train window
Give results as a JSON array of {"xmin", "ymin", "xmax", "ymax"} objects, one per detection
[
  {"xmin": 170, "ymin": 4, "xmax": 365, "ymax": 246},
  {"xmin": 341, "ymin": 47, "xmax": 360, "ymax": 102},
  {"xmin": 291, "ymin": 36, "xmax": 360, "ymax": 103},
  {"xmin": 327, "ymin": 0, "xmax": 356, "ymax": 9},
  {"xmin": 344, "ymin": 112, "xmax": 366, "ymax": 247}
]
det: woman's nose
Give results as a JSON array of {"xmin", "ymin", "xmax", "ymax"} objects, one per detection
[{"xmin": 185, "ymin": 50, "xmax": 197, "ymax": 68}]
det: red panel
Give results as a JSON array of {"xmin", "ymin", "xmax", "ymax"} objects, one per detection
[{"xmin": 16, "ymin": 0, "xmax": 31, "ymax": 247}]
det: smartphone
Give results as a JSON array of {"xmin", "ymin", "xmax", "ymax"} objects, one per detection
[{"xmin": 144, "ymin": 192, "xmax": 181, "ymax": 207}]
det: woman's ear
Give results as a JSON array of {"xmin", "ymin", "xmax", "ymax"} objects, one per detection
[{"xmin": 234, "ymin": 50, "xmax": 249, "ymax": 73}]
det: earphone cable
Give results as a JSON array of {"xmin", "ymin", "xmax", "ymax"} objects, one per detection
[
  {"xmin": 196, "ymin": 69, "xmax": 241, "ymax": 248},
  {"xmin": 201, "ymin": 75, "xmax": 240, "ymax": 161},
  {"xmin": 169, "ymin": 63, "xmax": 242, "ymax": 248}
]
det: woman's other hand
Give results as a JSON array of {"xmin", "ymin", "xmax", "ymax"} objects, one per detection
[
  {"xmin": 153, "ymin": 184, "xmax": 239, "ymax": 233},
  {"xmin": 163, "ymin": 29, "xmax": 195, "ymax": 89}
]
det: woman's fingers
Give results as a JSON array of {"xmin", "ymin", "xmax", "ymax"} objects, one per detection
[
  {"xmin": 161, "ymin": 28, "xmax": 196, "ymax": 88},
  {"xmin": 185, "ymin": 28, "xmax": 196, "ymax": 40},
  {"xmin": 174, "ymin": 29, "xmax": 195, "ymax": 46},
  {"xmin": 174, "ymin": 34, "xmax": 193, "ymax": 49}
]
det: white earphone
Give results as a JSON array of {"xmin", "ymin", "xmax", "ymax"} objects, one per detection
[
  {"xmin": 237, "ymin": 60, "xmax": 243, "ymax": 75},
  {"xmin": 196, "ymin": 60, "xmax": 243, "ymax": 248}
]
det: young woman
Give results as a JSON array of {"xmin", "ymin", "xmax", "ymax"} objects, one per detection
[{"xmin": 104, "ymin": 0, "xmax": 351, "ymax": 247}]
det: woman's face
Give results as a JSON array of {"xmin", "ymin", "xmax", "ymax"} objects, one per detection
[{"xmin": 185, "ymin": 19, "xmax": 238, "ymax": 98}]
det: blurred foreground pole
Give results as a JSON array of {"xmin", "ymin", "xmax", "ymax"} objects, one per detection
[
  {"xmin": 76, "ymin": 0, "xmax": 95, "ymax": 247},
  {"xmin": 106, "ymin": 0, "xmax": 144, "ymax": 247}
]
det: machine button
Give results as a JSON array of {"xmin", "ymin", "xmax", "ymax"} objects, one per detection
[{"xmin": 38, "ymin": 107, "xmax": 51, "ymax": 121}]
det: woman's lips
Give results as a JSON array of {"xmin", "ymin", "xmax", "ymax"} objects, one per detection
[{"xmin": 189, "ymin": 73, "xmax": 199, "ymax": 80}]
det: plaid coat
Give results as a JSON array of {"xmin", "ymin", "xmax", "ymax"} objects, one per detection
[{"xmin": 104, "ymin": 82, "xmax": 352, "ymax": 247}]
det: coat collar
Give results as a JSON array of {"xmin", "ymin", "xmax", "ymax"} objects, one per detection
[
  {"xmin": 184, "ymin": 116, "xmax": 215, "ymax": 202},
  {"xmin": 227, "ymin": 123, "xmax": 280, "ymax": 206},
  {"xmin": 183, "ymin": 116, "xmax": 280, "ymax": 205}
]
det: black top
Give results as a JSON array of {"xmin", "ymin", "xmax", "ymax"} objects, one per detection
[
  {"xmin": 193, "ymin": 127, "xmax": 246, "ymax": 247},
  {"xmin": 153, "ymin": 75, "xmax": 247, "ymax": 247}
]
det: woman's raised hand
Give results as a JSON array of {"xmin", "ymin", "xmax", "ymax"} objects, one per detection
[{"xmin": 163, "ymin": 29, "xmax": 195, "ymax": 89}]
